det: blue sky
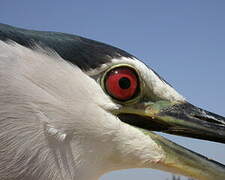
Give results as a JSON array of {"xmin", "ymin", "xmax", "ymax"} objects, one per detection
[{"xmin": 1, "ymin": 1, "xmax": 225, "ymax": 179}]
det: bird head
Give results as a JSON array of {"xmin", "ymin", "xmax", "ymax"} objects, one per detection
[{"xmin": 0, "ymin": 24, "xmax": 225, "ymax": 180}]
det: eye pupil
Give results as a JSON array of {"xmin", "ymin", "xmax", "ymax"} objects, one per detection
[{"xmin": 119, "ymin": 77, "xmax": 131, "ymax": 89}]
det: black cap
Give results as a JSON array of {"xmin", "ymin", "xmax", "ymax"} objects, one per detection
[{"xmin": 0, "ymin": 23, "xmax": 134, "ymax": 71}]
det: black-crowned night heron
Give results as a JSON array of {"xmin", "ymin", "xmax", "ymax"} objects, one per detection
[{"xmin": 0, "ymin": 23, "xmax": 225, "ymax": 180}]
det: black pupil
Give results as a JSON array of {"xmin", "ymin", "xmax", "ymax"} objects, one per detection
[{"xmin": 119, "ymin": 77, "xmax": 131, "ymax": 89}]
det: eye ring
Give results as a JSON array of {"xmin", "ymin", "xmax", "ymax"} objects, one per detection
[{"xmin": 101, "ymin": 64, "xmax": 143, "ymax": 104}]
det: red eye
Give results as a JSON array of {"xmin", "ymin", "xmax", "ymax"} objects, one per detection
[{"xmin": 105, "ymin": 67, "xmax": 139, "ymax": 101}]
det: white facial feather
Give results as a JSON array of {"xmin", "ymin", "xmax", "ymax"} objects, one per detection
[
  {"xmin": 0, "ymin": 41, "xmax": 164, "ymax": 180},
  {"xmin": 87, "ymin": 57, "xmax": 185, "ymax": 102}
]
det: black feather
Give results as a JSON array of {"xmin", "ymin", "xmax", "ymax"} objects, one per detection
[{"xmin": 0, "ymin": 23, "xmax": 134, "ymax": 71}]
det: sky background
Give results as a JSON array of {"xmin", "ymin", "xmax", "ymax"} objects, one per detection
[{"xmin": 1, "ymin": 1, "xmax": 225, "ymax": 180}]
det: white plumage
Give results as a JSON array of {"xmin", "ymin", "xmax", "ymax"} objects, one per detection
[
  {"xmin": 1, "ymin": 39, "xmax": 225, "ymax": 180},
  {"xmin": 0, "ymin": 41, "xmax": 164, "ymax": 180}
]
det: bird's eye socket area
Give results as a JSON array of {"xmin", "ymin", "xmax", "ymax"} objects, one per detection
[{"xmin": 103, "ymin": 66, "xmax": 140, "ymax": 102}]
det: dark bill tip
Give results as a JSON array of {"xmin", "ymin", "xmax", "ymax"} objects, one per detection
[{"xmin": 157, "ymin": 102, "xmax": 225, "ymax": 143}]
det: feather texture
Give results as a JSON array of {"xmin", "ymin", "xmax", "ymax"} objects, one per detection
[
  {"xmin": 0, "ymin": 41, "xmax": 117, "ymax": 180},
  {"xmin": 0, "ymin": 41, "xmax": 164, "ymax": 180}
]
